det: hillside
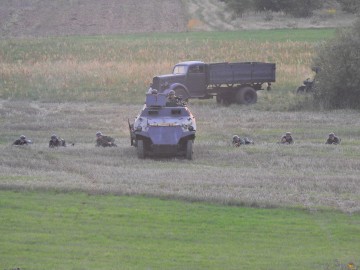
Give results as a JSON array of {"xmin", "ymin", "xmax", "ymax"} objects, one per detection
[
  {"xmin": 0, "ymin": 0, "xmax": 187, "ymax": 38},
  {"xmin": 1, "ymin": 0, "xmax": 357, "ymax": 38}
]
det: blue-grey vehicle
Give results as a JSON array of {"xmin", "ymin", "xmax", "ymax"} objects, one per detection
[
  {"xmin": 129, "ymin": 93, "xmax": 196, "ymax": 159},
  {"xmin": 151, "ymin": 60, "xmax": 276, "ymax": 105}
]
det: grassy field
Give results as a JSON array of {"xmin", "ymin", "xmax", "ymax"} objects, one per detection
[
  {"xmin": 1, "ymin": 101, "xmax": 360, "ymax": 213},
  {"xmin": 1, "ymin": 191, "xmax": 359, "ymax": 270},
  {"xmin": 1, "ymin": 28, "xmax": 360, "ymax": 269},
  {"xmin": 0, "ymin": 28, "xmax": 334, "ymax": 104}
]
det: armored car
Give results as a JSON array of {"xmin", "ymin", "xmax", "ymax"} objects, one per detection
[{"xmin": 129, "ymin": 93, "xmax": 196, "ymax": 159}]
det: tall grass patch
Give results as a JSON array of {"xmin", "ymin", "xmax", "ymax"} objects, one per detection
[{"xmin": 0, "ymin": 29, "xmax": 334, "ymax": 104}]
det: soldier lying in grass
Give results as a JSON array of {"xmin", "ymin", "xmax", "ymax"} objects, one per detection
[
  {"xmin": 232, "ymin": 135, "xmax": 254, "ymax": 147},
  {"xmin": 49, "ymin": 134, "xmax": 66, "ymax": 148},
  {"xmin": 325, "ymin": 132, "xmax": 341, "ymax": 145},
  {"xmin": 13, "ymin": 135, "xmax": 32, "ymax": 146},
  {"xmin": 96, "ymin": 131, "xmax": 117, "ymax": 147},
  {"xmin": 280, "ymin": 132, "xmax": 294, "ymax": 144}
]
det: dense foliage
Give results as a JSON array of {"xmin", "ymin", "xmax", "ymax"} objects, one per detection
[
  {"xmin": 337, "ymin": 0, "xmax": 360, "ymax": 14},
  {"xmin": 221, "ymin": 0, "xmax": 323, "ymax": 17},
  {"xmin": 313, "ymin": 18, "xmax": 360, "ymax": 109}
]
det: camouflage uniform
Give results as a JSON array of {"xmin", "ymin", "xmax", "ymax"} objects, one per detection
[
  {"xmin": 49, "ymin": 134, "xmax": 66, "ymax": 148},
  {"xmin": 166, "ymin": 90, "xmax": 180, "ymax": 106},
  {"xmin": 96, "ymin": 131, "xmax": 117, "ymax": 147},
  {"xmin": 280, "ymin": 132, "xmax": 294, "ymax": 144},
  {"xmin": 232, "ymin": 135, "xmax": 254, "ymax": 147},
  {"xmin": 13, "ymin": 135, "xmax": 32, "ymax": 146},
  {"xmin": 326, "ymin": 133, "xmax": 340, "ymax": 145}
]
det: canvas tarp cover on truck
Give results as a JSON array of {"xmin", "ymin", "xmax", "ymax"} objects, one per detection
[{"xmin": 208, "ymin": 62, "xmax": 276, "ymax": 85}]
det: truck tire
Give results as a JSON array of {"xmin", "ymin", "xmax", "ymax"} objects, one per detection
[
  {"xmin": 137, "ymin": 140, "xmax": 145, "ymax": 159},
  {"xmin": 186, "ymin": 140, "xmax": 193, "ymax": 160},
  {"xmin": 174, "ymin": 87, "xmax": 189, "ymax": 101},
  {"xmin": 236, "ymin": 86, "xmax": 257, "ymax": 104}
]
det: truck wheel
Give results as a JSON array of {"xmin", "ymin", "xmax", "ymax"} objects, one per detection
[
  {"xmin": 174, "ymin": 87, "xmax": 189, "ymax": 101},
  {"xmin": 137, "ymin": 140, "xmax": 145, "ymax": 159},
  {"xmin": 236, "ymin": 87, "xmax": 257, "ymax": 104},
  {"xmin": 186, "ymin": 140, "xmax": 193, "ymax": 160}
]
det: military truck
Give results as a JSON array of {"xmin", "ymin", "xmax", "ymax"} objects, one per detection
[
  {"xmin": 151, "ymin": 61, "xmax": 276, "ymax": 105},
  {"xmin": 129, "ymin": 93, "xmax": 196, "ymax": 159}
]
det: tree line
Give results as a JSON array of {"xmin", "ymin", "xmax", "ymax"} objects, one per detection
[{"xmin": 220, "ymin": 0, "xmax": 360, "ymax": 18}]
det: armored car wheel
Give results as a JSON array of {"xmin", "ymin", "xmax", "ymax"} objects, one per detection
[
  {"xmin": 186, "ymin": 140, "xmax": 193, "ymax": 160},
  {"xmin": 137, "ymin": 140, "xmax": 145, "ymax": 159}
]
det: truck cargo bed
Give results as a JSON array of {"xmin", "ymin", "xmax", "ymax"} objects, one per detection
[{"xmin": 208, "ymin": 62, "xmax": 276, "ymax": 85}]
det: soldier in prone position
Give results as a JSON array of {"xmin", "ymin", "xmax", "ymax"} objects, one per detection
[
  {"xmin": 280, "ymin": 132, "xmax": 294, "ymax": 144},
  {"xmin": 13, "ymin": 135, "xmax": 32, "ymax": 146},
  {"xmin": 96, "ymin": 131, "xmax": 117, "ymax": 147},
  {"xmin": 325, "ymin": 132, "xmax": 341, "ymax": 145},
  {"xmin": 49, "ymin": 134, "xmax": 66, "ymax": 148},
  {"xmin": 232, "ymin": 135, "xmax": 254, "ymax": 147}
]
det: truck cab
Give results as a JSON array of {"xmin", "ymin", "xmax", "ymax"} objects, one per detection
[{"xmin": 152, "ymin": 61, "xmax": 208, "ymax": 99}]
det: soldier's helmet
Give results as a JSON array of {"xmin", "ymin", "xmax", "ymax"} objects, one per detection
[
  {"xmin": 285, "ymin": 132, "xmax": 291, "ymax": 136},
  {"xmin": 51, "ymin": 134, "xmax": 57, "ymax": 140},
  {"xmin": 329, "ymin": 132, "xmax": 335, "ymax": 137},
  {"xmin": 168, "ymin": 90, "xmax": 175, "ymax": 96},
  {"xmin": 151, "ymin": 89, "xmax": 158, "ymax": 94},
  {"xmin": 96, "ymin": 131, "xmax": 103, "ymax": 137},
  {"xmin": 20, "ymin": 135, "xmax": 26, "ymax": 140},
  {"xmin": 232, "ymin": 135, "xmax": 240, "ymax": 141}
]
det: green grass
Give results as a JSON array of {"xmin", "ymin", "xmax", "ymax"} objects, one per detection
[
  {"xmin": 1, "ymin": 191, "xmax": 359, "ymax": 270},
  {"xmin": 0, "ymin": 28, "xmax": 334, "ymax": 63}
]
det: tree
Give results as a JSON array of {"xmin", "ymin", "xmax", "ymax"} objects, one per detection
[
  {"xmin": 337, "ymin": 0, "xmax": 360, "ymax": 14},
  {"xmin": 313, "ymin": 18, "xmax": 360, "ymax": 109},
  {"xmin": 282, "ymin": 0, "xmax": 322, "ymax": 18},
  {"xmin": 224, "ymin": 0, "xmax": 322, "ymax": 18},
  {"xmin": 222, "ymin": 0, "xmax": 253, "ymax": 17}
]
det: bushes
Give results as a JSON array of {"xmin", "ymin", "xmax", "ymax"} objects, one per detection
[
  {"xmin": 281, "ymin": 0, "xmax": 322, "ymax": 18},
  {"xmin": 337, "ymin": 0, "xmax": 360, "ymax": 14},
  {"xmin": 222, "ymin": 0, "xmax": 323, "ymax": 18},
  {"xmin": 313, "ymin": 18, "xmax": 360, "ymax": 109},
  {"xmin": 222, "ymin": 0, "xmax": 253, "ymax": 17},
  {"xmin": 254, "ymin": 0, "xmax": 322, "ymax": 17}
]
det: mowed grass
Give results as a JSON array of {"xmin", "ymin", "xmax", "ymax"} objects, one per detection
[
  {"xmin": 1, "ymin": 191, "xmax": 359, "ymax": 270},
  {"xmin": 1, "ymin": 101, "xmax": 360, "ymax": 213},
  {"xmin": 0, "ymin": 28, "xmax": 335, "ymax": 104}
]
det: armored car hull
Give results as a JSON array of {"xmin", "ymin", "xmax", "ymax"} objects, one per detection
[{"xmin": 129, "ymin": 93, "xmax": 196, "ymax": 159}]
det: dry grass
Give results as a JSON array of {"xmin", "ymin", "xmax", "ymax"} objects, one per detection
[
  {"xmin": 1, "ymin": 101, "xmax": 360, "ymax": 213},
  {"xmin": 0, "ymin": 35, "xmax": 318, "ymax": 103}
]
